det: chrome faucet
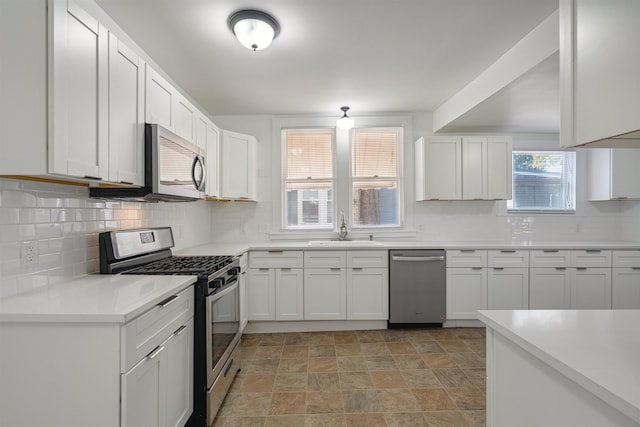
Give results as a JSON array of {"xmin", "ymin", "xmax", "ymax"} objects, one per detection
[{"xmin": 338, "ymin": 210, "xmax": 349, "ymax": 241}]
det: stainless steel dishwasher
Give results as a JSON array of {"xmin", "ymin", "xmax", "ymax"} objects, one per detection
[{"xmin": 388, "ymin": 249, "xmax": 446, "ymax": 327}]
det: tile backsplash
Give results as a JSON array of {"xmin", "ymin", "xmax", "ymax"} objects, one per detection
[{"xmin": 0, "ymin": 178, "xmax": 213, "ymax": 298}]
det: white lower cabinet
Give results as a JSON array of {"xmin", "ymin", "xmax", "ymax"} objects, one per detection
[
  {"xmin": 238, "ymin": 254, "xmax": 248, "ymax": 331},
  {"xmin": 304, "ymin": 268, "xmax": 347, "ymax": 320},
  {"xmin": 446, "ymin": 267, "xmax": 487, "ymax": 320},
  {"xmin": 529, "ymin": 268, "xmax": 571, "ymax": 309},
  {"xmin": 247, "ymin": 268, "xmax": 275, "ymax": 320},
  {"xmin": 346, "ymin": 251, "xmax": 389, "ymax": 320},
  {"xmin": 121, "ymin": 318, "xmax": 193, "ymax": 427},
  {"xmin": 487, "ymin": 268, "xmax": 529, "ymax": 310},
  {"xmin": 275, "ymin": 268, "xmax": 304, "ymax": 320},
  {"xmin": 570, "ymin": 268, "xmax": 612, "ymax": 309},
  {"xmin": 612, "ymin": 268, "xmax": 640, "ymax": 309}
]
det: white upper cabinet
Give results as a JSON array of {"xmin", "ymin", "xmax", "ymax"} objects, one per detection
[
  {"xmin": 587, "ymin": 148, "xmax": 640, "ymax": 200},
  {"xmin": 415, "ymin": 136, "xmax": 462, "ymax": 200},
  {"xmin": 145, "ymin": 66, "xmax": 177, "ymax": 131},
  {"xmin": 416, "ymin": 136, "xmax": 511, "ymax": 201},
  {"xmin": 174, "ymin": 94, "xmax": 197, "ymax": 143},
  {"xmin": 221, "ymin": 130, "xmax": 257, "ymax": 200},
  {"xmin": 50, "ymin": 0, "xmax": 109, "ymax": 180},
  {"xmin": 560, "ymin": 0, "xmax": 640, "ymax": 147},
  {"xmin": 108, "ymin": 33, "xmax": 145, "ymax": 186},
  {"xmin": 204, "ymin": 119, "xmax": 220, "ymax": 198}
]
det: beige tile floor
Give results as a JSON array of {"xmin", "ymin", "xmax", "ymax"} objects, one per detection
[{"xmin": 213, "ymin": 327, "xmax": 486, "ymax": 427}]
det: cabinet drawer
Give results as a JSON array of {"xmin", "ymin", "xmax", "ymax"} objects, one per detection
[
  {"xmin": 487, "ymin": 250, "xmax": 529, "ymax": 268},
  {"xmin": 446, "ymin": 250, "xmax": 487, "ymax": 268},
  {"xmin": 249, "ymin": 250, "xmax": 303, "ymax": 268},
  {"xmin": 347, "ymin": 250, "xmax": 388, "ymax": 268},
  {"xmin": 122, "ymin": 286, "xmax": 194, "ymax": 373},
  {"xmin": 304, "ymin": 251, "xmax": 346, "ymax": 268},
  {"xmin": 570, "ymin": 250, "xmax": 612, "ymax": 268},
  {"xmin": 612, "ymin": 250, "xmax": 640, "ymax": 268},
  {"xmin": 529, "ymin": 250, "xmax": 571, "ymax": 268}
]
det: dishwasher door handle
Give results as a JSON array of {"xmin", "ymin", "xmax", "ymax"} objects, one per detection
[{"xmin": 391, "ymin": 255, "xmax": 445, "ymax": 262}]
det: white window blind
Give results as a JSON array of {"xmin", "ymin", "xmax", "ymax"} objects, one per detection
[
  {"xmin": 283, "ymin": 129, "xmax": 334, "ymax": 229},
  {"xmin": 508, "ymin": 150, "xmax": 576, "ymax": 212},
  {"xmin": 351, "ymin": 127, "xmax": 401, "ymax": 227}
]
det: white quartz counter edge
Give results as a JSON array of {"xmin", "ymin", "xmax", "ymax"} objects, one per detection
[
  {"xmin": 0, "ymin": 275, "xmax": 197, "ymax": 323},
  {"xmin": 478, "ymin": 310, "xmax": 640, "ymax": 424},
  {"xmin": 177, "ymin": 241, "xmax": 640, "ymax": 257}
]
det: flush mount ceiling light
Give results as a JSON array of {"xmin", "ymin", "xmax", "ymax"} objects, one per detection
[
  {"xmin": 228, "ymin": 9, "xmax": 280, "ymax": 51},
  {"xmin": 336, "ymin": 106, "xmax": 355, "ymax": 130}
]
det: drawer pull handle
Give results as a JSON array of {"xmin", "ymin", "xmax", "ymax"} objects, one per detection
[
  {"xmin": 543, "ymin": 250, "xmax": 559, "ymax": 253},
  {"xmin": 147, "ymin": 345, "xmax": 164, "ymax": 359},
  {"xmin": 493, "ymin": 267, "xmax": 505, "ymax": 270},
  {"xmin": 555, "ymin": 267, "xmax": 566, "ymax": 271},
  {"xmin": 471, "ymin": 267, "xmax": 483, "ymax": 270},
  {"xmin": 459, "ymin": 250, "xmax": 475, "ymax": 253},
  {"xmin": 281, "ymin": 268, "xmax": 291, "ymax": 271},
  {"xmin": 259, "ymin": 268, "xmax": 269, "ymax": 271},
  {"xmin": 268, "ymin": 250, "xmax": 284, "ymax": 254},
  {"xmin": 158, "ymin": 295, "xmax": 180, "ymax": 308},
  {"xmin": 576, "ymin": 267, "xmax": 588, "ymax": 270},
  {"xmin": 352, "ymin": 267, "xmax": 363, "ymax": 271},
  {"xmin": 330, "ymin": 267, "xmax": 341, "ymax": 271},
  {"xmin": 500, "ymin": 250, "xmax": 516, "ymax": 253},
  {"xmin": 585, "ymin": 250, "xmax": 601, "ymax": 253},
  {"xmin": 632, "ymin": 267, "xmax": 640, "ymax": 270},
  {"xmin": 174, "ymin": 324, "xmax": 188, "ymax": 336}
]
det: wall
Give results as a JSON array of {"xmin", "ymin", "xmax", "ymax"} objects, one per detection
[
  {"xmin": 0, "ymin": 178, "xmax": 213, "ymax": 298},
  {"xmin": 211, "ymin": 111, "xmax": 636, "ymax": 243}
]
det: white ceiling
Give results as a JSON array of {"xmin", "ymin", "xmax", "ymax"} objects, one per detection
[{"xmin": 95, "ymin": 0, "xmax": 560, "ymax": 132}]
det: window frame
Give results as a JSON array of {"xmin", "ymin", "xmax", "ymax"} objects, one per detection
[
  {"xmin": 272, "ymin": 116, "xmax": 410, "ymax": 236},
  {"xmin": 507, "ymin": 149, "xmax": 576, "ymax": 214}
]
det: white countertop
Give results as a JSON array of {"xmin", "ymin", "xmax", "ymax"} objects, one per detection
[
  {"xmin": 478, "ymin": 309, "xmax": 640, "ymax": 423},
  {"xmin": 177, "ymin": 240, "xmax": 640, "ymax": 256},
  {"xmin": 0, "ymin": 275, "xmax": 196, "ymax": 324}
]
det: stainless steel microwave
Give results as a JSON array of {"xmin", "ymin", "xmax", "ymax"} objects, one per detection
[{"xmin": 90, "ymin": 124, "xmax": 206, "ymax": 201}]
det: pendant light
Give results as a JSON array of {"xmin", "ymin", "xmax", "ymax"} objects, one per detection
[
  {"xmin": 228, "ymin": 10, "xmax": 280, "ymax": 51},
  {"xmin": 336, "ymin": 106, "xmax": 355, "ymax": 130}
]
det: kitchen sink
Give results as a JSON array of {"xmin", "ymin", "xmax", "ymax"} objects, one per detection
[{"xmin": 307, "ymin": 240, "xmax": 382, "ymax": 246}]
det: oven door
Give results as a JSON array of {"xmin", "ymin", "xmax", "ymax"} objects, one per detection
[{"xmin": 205, "ymin": 278, "xmax": 240, "ymax": 388}]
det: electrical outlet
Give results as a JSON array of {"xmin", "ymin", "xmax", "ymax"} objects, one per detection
[{"xmin": 21, "ymin": 241, "xmax": 39, "ymax": 267}]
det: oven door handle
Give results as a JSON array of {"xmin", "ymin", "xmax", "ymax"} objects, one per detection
[{"xmin": 210, "ymin": 280, "xmax": 238, "ymax": 302}]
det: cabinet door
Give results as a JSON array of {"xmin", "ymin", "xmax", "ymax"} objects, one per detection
[
  {"xmin": 561, "ymin": 0, "xmax": 640, "ymax": 146},
  {"xmin": 423, "ymin": 136, "xmax": 462, "ymax": 200},
  {"xmin": 347, "ymin": 267, "xmax": 388, "ymax": 320},
  {"xmin": 50, "ymin": 0, "xmax": 108, "ymax": 179},
  {"xmin": 221, "ymin": 130, "xmax": 256, "ymax": 200},
  {"xmin": 446, "ymin": 268, "xmax": 487, "ymax": 320},
  {"xmin": 569, "ymin": 268, "xmax": 612, "ymax": 309},
  {"xmin": 247, "ymin": 269, "xmax": 275, "ymax": 320},
  {"xmin": 174, "ymin": 95, "xmax": 196, "ymax": 143},
  {"xmin": 145, "ymin": 66, "xmax": 176, "ymax": 131},
  {"xmin": 611, "ymin": 150, "xmax": 640, "ymax": 199},
  {"xmin": 487, "ymin": 268, "xmax": 529, "ymax": 310},
  {"xmin": 529, "ymin": 268, "xmax": 571, "ymax": 309},
  {"xmin": 275, "ymin": 268, "xmax": 304, "ymax": 320},
  {"xmin": 612, "ymin": 268, "xmax": 640, "ymax": 309},
  {"xmin": 304, "ymin": 268, "xmax": 346, "ymax": 320},
  {"xmin": 205, "ymin": 121, "xmax": 220, "ymax": 198},
  {"xmin": 121, "ymin": 347, "xmax": 164, "ymax": 427},
  {"xmin": 462, "ymin": 137, "xmax": 486, "ymax": 200},
  {"xmin": 108, "ymin": 33, "xmax": 145, "ymax": 186},
  {"xmin": 164, "ymin": 320, "xmax": 193, "ymax": 427},
  {"xmin": 486, "ymin": 136, "xmax": 512, "ymax": 200}
]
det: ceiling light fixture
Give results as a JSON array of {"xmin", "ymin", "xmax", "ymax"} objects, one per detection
[
  {"xmin": 336, "ymin": 106, "xmax": 355, "ymax": 130},
  {"xmin": 228, "ymin": 9, "xmax": 280, "ymax": 51}
]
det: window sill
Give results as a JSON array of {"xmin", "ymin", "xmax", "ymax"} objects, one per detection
[
  {"xmin": 269, "ymin": 228, "xmax": 418, "ymax": 241},
  {"xmin": 507, "ymin": 209, "xmax": 576, "ymax": 214}
]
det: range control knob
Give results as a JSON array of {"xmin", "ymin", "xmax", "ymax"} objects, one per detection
[{"xmin": 228, "ymin": 267, "xmax": 240, "ymax": 276}]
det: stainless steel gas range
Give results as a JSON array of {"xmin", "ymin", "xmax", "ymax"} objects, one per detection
[{"xmin": 99, "ymin": 227, "xmax": 241, "ymax": 427}]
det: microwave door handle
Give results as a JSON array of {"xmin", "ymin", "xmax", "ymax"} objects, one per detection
[{"xmin": 191, "ymin": 155, "xmax": 206, "ymax": 191}]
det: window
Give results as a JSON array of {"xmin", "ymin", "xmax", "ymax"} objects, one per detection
[
  {"xmin": 281, "ymin": 124, "xmax": 403, "ymax": 231},
  {"xmin": 508, "ymin": 150, "xmax": 576, "ymax": 212},
  {"xmin": 351, "ymin": 127, "xmax": 401, "ymax": 227},
  {"xmin": 283, "ymin": 129, "xmax": 334, "ymax": 229}
]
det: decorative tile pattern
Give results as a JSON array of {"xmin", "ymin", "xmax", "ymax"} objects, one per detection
[{"xmin": 219, "ymin": 327, "xmax": 487, "ymax": 426}]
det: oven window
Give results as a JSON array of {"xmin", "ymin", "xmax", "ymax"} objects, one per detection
[{"xmin": 209, "ymin": 283, "xmax": 239, "ymax": 372}]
